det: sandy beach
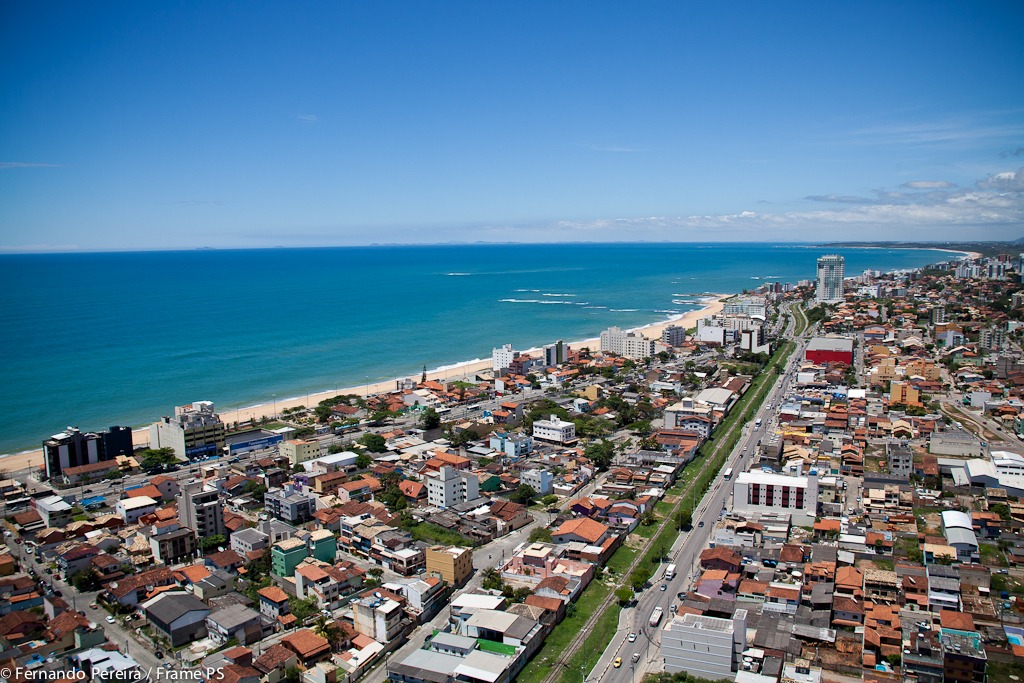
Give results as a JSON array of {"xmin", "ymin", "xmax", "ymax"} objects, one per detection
[{"xmin": 1, "ymin": 295, "xmax": 727, "ymax": 475}]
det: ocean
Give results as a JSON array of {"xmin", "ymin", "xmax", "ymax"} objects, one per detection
[{"xmin": 0, "ymin": 242, "xmax": 948, "ymax": 456}]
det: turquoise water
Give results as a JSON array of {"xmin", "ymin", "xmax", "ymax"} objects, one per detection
[{"xmin": 0, "ymin": 243, "xmax": 947, "ymax": 455}]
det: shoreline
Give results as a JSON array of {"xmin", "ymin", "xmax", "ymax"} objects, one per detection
[{"xmin": 0, "ymin": 295, "xmax": 728, "ymax": 473}]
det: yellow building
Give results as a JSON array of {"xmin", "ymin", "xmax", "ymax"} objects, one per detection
[
  {"xmin": 889, "ymin": 381, "xmax": 920, "ymax": 406},
  {"xmin": 281, "ymin": 438, "xmax": 324, "ymax": 466},
  {"xmin": 425, "ymin": 545, "xmax": 473, "ymax": 586}
]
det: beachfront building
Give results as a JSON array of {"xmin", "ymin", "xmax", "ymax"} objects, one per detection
[
  {"xmin": 722, "ymin": 296, "xmax": 767, "ymax": 318},
  {"xmin": 816, "ymin": 254, "xmax": 845, "ymax": 304},
  {"xmin": 532, "ymin": 414, "xmax": 577, "ymax": 445},
  {"xmin": 492, "ymin": 344, "xmax": 516, "ymax": 372},
  {"xmin": 543, "ymin": 341, "xmax": 566, "ymax": 366},
  {"xmin": 42, "ymin": 425, "xmax": 133, "ymax": 480},
  {"xmin": 177, "ymin": 479, "xmax": 226, "ymax": 539},
  {"xmin": 149, "ymin": 401, "xmax": 226, "ymax": 461},
  {"xmin": 599, "ymin": 326, "xmax": 657, "ymax": 360}
]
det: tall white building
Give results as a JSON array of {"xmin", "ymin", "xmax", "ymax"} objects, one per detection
[
  {"xmin": 177, "ymin": 479, "xmax": 225, "ymax": 538},
  {"xmin": 816, "ymin": 255, "xmax": 845, "ymax": 303},
  {"xmin": 492, "ymin": 344, "xmax": 516, "ymax": 372},
  {"xmin": 425, "ymin": 466, "xmax": 479, "ymax": 508},
  {"xmin": 662, "ymin": 609, "xmax": 748, "ymax": 679},
  {"xmin": 599, "ymin": 326, "xmax": 656, "ymax": 360}
]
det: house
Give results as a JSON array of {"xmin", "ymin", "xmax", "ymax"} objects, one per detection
[
  {"xmin": 699, "ymin": 547, "xmax": 742, "ymax": 573},
  {"xmin": 206, "ymin": 603, "xmax": 269, "ymax": 646},
  {"xmin": 281, "ymin": 628, "xmax": 332, "ymax": 666},
  {"xmin": 141, "ymin": 591, "xmax": 211, "ymax": 647},
  {"xmin": 105, "ymin": 567, "xmax": 177, "ymax": 607},
  {"xmin": 551, "ymin": 518, "xmax": 611, "ymax": 545},
  {"xmin": 258, "ymin": 586, "xmax": 291, "ymax": 621},
  {"xmin": 253, "ymin": 644, "xmax": 299, "ymax": 683}
]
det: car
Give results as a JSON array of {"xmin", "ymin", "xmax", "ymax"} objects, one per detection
[
  {"xmin": 660, "ymin": 583, "xmax": 667, "ymax": 591},
  {"xmin": 45, "ymin": 568, "xmax": 52, "ymax": 574},
  {"xmin": 677, "ymin": 592, "xmax": 686, "ymax": 600},
  {"xmin": 155, "ymin": 651, "xmax": 164, "ymax": 659},
  {"xmin": 105, "ymin": 616, "xmax": 116, "ymax": 624},
  {"xmin": 163, "ymin": 663, "xmax": 174, "ymax": 670},
  {"xmin": 89, "ymin": 603, "xmax": 99, "ymax": 610},
  {"xmin": 628, "ymin": 632, "xmax": 637, "ymax": 642},
  {"xmin": 698, "ymin": 521, "xmax": 704, "ymax": 527},
  {"xmin": 321, "ymin": 609, "xmax": 332, "ymax": 617},
  {"xmin": 54, "ymin": 590, "xmax": 62, "ymax": 597},
  {"xmin": 613, "ymin": 657, "xmax": 622, "ymax": 668}
]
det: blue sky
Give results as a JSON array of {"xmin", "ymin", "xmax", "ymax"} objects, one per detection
[{"xmin": 2, "ymin": 2, "xmax": 1023, "ymax": 251}]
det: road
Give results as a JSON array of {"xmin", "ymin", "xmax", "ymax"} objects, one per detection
[{"xmin": 596, "ymin": 312, "xmax": 809, "ymax": 682}]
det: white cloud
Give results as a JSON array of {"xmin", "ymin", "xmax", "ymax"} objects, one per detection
[
  {"xmin": 902, "ymin": 180, "xmax": 956, "ymax": 189},
  {"xmin": 543, "ymin": 166, "xmax": 1024, "ymax": 241},
  {"xmin": 0, "ymin": 161, "xmax": 61, "ymax": 169},
  {"xmin": 297, "ymin": 114, "xmax": 319, "ymax": 124}
]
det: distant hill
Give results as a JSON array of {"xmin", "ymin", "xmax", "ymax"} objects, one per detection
[{"xmin": 819, "ymin": 240, "xmax": 1019, "ymax": 259}]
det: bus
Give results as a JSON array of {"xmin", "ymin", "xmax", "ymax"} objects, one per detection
[
  {"xmin": 665, "ymin": 564, "xmax": 677, "ymax": 580},
  {"xmin": 723, "ymin": 467, "xmax": 734, "ymax": 480}
]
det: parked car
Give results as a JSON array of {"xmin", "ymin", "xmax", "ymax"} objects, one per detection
[
  {"xmin": 105, "ymin": 616, "xmax": 115, "ymax": 624},
  {"xmin": 155, "ymin": 651, "xmax": 164, "ymax": 659}
]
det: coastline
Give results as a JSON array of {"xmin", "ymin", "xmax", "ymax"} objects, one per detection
[{"xmin": 0, "ymin": 294, "xmax": 728, "ymax": 474}]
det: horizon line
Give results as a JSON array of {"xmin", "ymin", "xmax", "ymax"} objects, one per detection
[{"xmin": 0, "ymin": 238, "xmax": 999, "ymax": 257}]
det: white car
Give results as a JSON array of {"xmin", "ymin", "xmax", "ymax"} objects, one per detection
[{"xmin": 105, "ymin": 615, "xmax": 116, "ymax": 624}]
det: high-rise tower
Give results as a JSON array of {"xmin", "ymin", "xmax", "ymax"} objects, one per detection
[{"xmin": 816, "ymin": 254, "xmax": 845, "ymax": 303}]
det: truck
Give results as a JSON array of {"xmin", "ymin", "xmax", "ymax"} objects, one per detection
[
  {"xmin": 754, "ymin": 418, "xmax": 763, "ymax": 427},
  {"xmin": 665, "ymin": 564, "xmax": 677, "ymax": 580},
  {"xmin": 649, "ymin": 606, "xmax": 664, "ymax": 627}
]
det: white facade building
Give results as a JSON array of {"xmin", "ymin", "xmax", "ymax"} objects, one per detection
[
  {"xmin": 662, "ymin": 609, "xmax": 748, "ymax": 679},
  {"xmin": 117, "ymin": 495, "xmax": 159, "ymax": 524},
  {"xmin": 425, "ymin": 466, "xmax": 479, "ymax": 509},
  {"xmin": 722, "ymin": 297, "xmax": 767, "ymax": 318},
  {"xmin": 492, "ymin": 344, "xmax": 516, "ymax": 372},
  {"xmin": 532, "ymin": 415, "xmax": 577, "ymax": 444},
  {"xmin": 521, "ymin": 469, "xmax": 553, "ymax": 495},
  {"xmin": 599, "ymin": 326, "xmax": 657, "ymax": 360},
  {"xmin": 732, "ymin": 471, "xmax": 819, "ymax": 526},
  {"xmin": 816, "ymin": 254, "xmax": 845, "ymax": 304}
]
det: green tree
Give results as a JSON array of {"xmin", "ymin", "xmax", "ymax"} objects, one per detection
[
  {"xmin": 481, "ymin": 567, "xmax": 503, "ymax": 591},
  {"xmin": 289, "ymin": 595, "xmax": 319, "ymax": 622},
  {"xmin": 70, "ymin": 568, "xmax": 101, "ymax": 592},
  {"xmin": 359, "ymin": 433, "xmax": 387, "ymax": 452},
  {"xmin": 540, "ymin": 494, "xmax": 558, "ymax": 506},
  {"xmin": 615, "ymin": 587, "xmax": 634, "ymax": 605},
  {"xmin": 510, "ymin": 484, "xmax": 537, "ymax": 505},
  {"xmin": 528, "ymin": 527, "xmax": 553, "ymax": 543},
  {"xmin": 420, "ymin": 408, "xmax": 442, "ymax": 430},
  {"xmin": 138, "ymin": 447, "xmax": 179, "ymax": 471},
  {"xmin": 314, "ymin": 405, "xmax": 333, "ymax": 423},
  {"xmin": 200, "ymin": 534, "xmax": 227, "ymax": 550},
  {"xmin": 284, "ymin": 667, "xmax": 301, "ymax": 683},
  {"xmin": 584, "ymin": 440, "xmax": 616, "ymax": 471},
  {"xmin": 675, "ymin": 510, "xmax": 693, "ymax": 530},
  {"xmin": 355, "ymin": 453, "xmax": 374, "ymax": 469}
]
